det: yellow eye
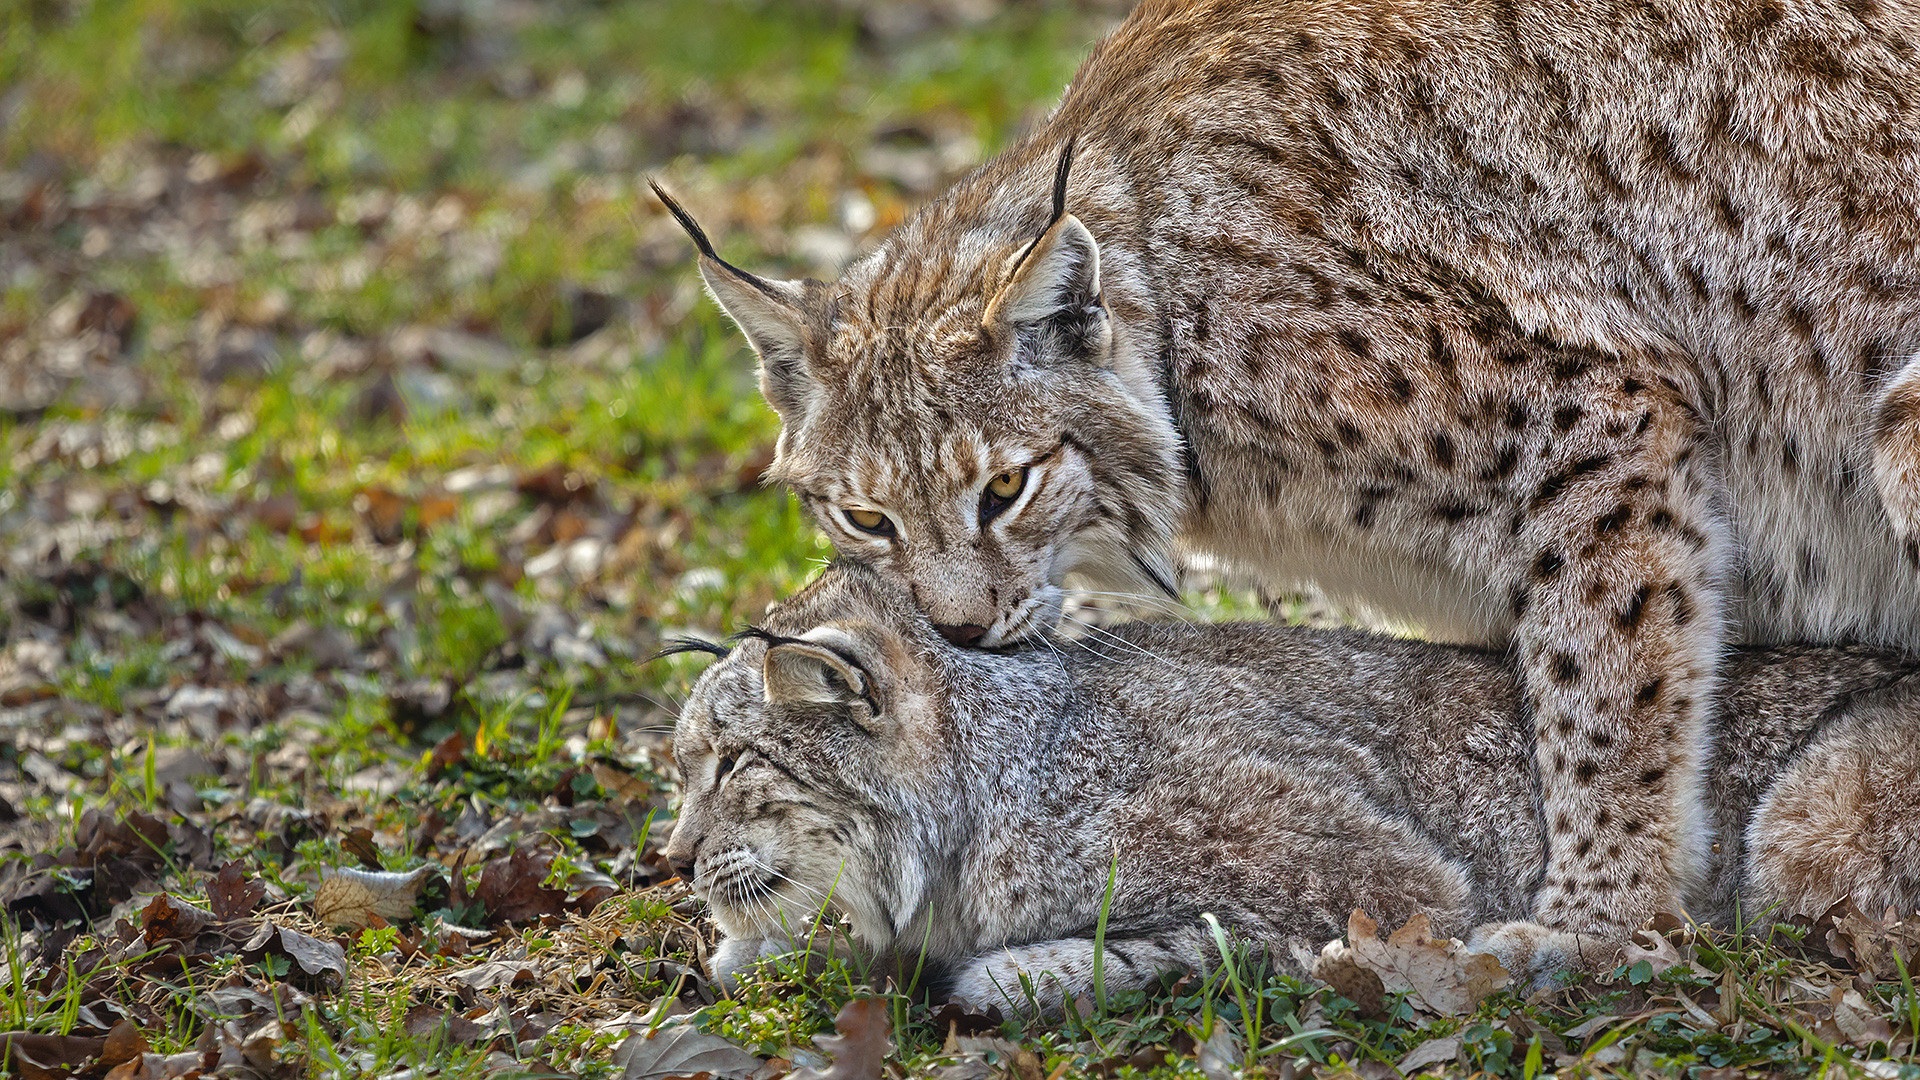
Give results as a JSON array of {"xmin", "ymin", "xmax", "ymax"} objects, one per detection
[
  {"xmin": 980, "ymin": 467, "xmax": 1029, "ymax": 522},
  {"xmin": 845, "ymin": 507, "xmax": 894, "ymax": 537}
]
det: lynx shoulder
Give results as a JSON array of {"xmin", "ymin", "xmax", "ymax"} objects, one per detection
[
  {"xmin": 658, "ymin": 0, "xmax": 1920, "ymax": 964},
  {"xmin": 662, "ymin": 564, "xmax": 1920, "ymax": 1013}
]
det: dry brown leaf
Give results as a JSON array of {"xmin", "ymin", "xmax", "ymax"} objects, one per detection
[
  {"xmin": 244, "ymin": 922, "xmax": 347, "ymax": 985},
  {"xmin": 944, "ymin": 1036, "xmax": 1043, "ymax": 1080},
  {"xmin": 590, "ymin": 761, "xmax": 654, "ymax": 803},
  {"xmin": 311, "ymin": 865, "xmax": 433, "ymax": 928},
  {"xmin": 789, "ymin": 996, "xmax": 892, "ymax": 1080},
  {"xmin": 278, "ymin": 925, "xmax": 348, "ymax": 980},
  {"xmin": 1398, "ymin": 1035, "xmax": 1463, "ymax": 1074},
  {"xmin": 402, "ymin": 1004, "xmax": 500, "ymax": 1046},
  {"xmin": 611, "ymin": 1020, "xmax": 763, "ymax": 1080},
  {"xmin": 0, "ymin": 1032, "xmax": 108, "ymax": 1078},
  {"xmin": 1829, "ymin": 986, "xmax": 1898, "ymax": 1050},
  {"xmin": 100, "ymin": 1021, "xmax": 148, "ymax": 1071},
  {"xmin": 1622, "ymin": 921, "xmax": 1712, "ymax": 982},
  {"xmin": 340, "ymin": 826, "xmax": 381, "ymax": 869},
  {"xmin": 1311, "ymin": 910, "xmax": 1510, "ymax": 1019},
  {"xmin": 140, "ymin": 894, "xmax": 214, "ymax": 944},
  {"xmin": 354, "ymin": 486, "xmax": 406, "ymax": 544},
  {"xmin": 1823, "ymin": 902, "xmax": 1920, "ymax": 983},
  {"xmin": 208, "ymin": 861, "xmax": 267, "ymax": 921},
  {"xmin": 475, "ymin": 848, "xmax": 567, "ymax": 925},
  {"xmin": 451, "ymin": 959, "xmax": 538, "ymax": 991},
  {"xmin": 427, "ymin": 731, "xmax": 470, "ymax": 779}
]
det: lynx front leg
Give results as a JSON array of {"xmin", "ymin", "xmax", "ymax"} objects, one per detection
[
  {"xmin": 1492, "ymin": 390, "xmax": 1730, "ymax": 964},
  {"xmin": 1871, "ymin": 355, "xmax": 1920, "ymax": 568}
]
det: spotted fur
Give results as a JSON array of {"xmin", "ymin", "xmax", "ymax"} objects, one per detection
[
  {"xmin": 660, "ymin": 0, "xmax": 1920, "ymax": 967},
  {"xmin": 662, "ymin": 564, "xmax": 1920, "ymax": 1013}
]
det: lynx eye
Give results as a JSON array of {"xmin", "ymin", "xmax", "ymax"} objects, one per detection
[
  {"xmin": 716, "ymin": 753, "xmax": 739, "ymax": 781},
  {"xmin": 980, "ymin": 467, "xmax": 1030, "ymax": 521},
  {"xmin": 844, "ymin": 507, "xmax": 896, "ymax": 537}
]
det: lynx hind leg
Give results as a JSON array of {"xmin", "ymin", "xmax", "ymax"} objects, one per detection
[
  {"xmin": 1872, "ymin": 354, "xmax": 1920, "ymax": 564},
  {"xmin": 947, "ymin": 933, "xmax": 1211, "ymax": 1019},
  {"xmin": 1512, "ymin": 397, "xmax": 1727, "ymax": 946},
  {"xmin": 1744, "ymin": 683, "xmax": 1920, "ymax": 919}
]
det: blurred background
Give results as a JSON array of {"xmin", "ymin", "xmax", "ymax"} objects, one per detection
[{"xmin": 0, "ymin": 0, "xmax": 1135, "ymax": 781}]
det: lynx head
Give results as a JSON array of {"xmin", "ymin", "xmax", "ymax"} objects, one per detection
[
  {"xmin": 660, "ymin": 563, "xmax": 961, "ymax": 959},
  {"xmin": 653, "ymin": 143, "xmax": 1183, "ymax": 646}
]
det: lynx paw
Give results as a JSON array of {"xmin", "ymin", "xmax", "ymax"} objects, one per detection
[
  {"xmin": 1465, "ymin": 921, "xmax": 1620, "ymax": 995},
  {"xmin": 709, "ymin": 935, "xmax": 788, "ymax": 992}
]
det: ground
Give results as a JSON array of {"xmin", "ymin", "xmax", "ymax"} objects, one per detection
[{"xmin": 2, "ymin": 1, "xmax": 1918, "ymax": 1077}]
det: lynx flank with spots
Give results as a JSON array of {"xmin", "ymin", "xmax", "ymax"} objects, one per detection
[{"xmin": 658, "ymin": 0, "xmax": 1920, "ymax": 966}]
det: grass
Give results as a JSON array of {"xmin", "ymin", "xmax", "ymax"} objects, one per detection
[{"xmin": 3, "ymin": 0, "xmax": 1919, "ymax": 1077}]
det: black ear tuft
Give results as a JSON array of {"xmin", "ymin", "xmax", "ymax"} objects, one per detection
[
  {"xmin": 1049, "ymin": 135, "xmax": 1077, "ymax": 228},
  {"xmin": 649, "ymin": 637, "xmax": 732, "ymax": 662},
  {"xmin": 650, "ymin": 180, "xmax": 720, "ymax": 261}
]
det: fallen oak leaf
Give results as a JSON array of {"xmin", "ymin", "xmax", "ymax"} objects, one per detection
[
  {"xmin": 474, "ymin": 848, "xmax": 567, "ymax": 925},
  {"xmin": 1398, "ymin": 1034, "xmax": 1463, "ymax": 1075},
  {"xmin": 276, "ymin": 925, "xmax": 348, "ymax": 981},
  {"xmin": 789, "ymin": 997, "xmax": 892, "ymax": 1080},
  {"xmin": 1621, "ymin": 918, "xmax": 1711, "ymax": 983},
  {"xmin": 1828, "ymin": 984, "xmax": 1897, "ymax": 1050},
  {"xmin": 426, "ymin": 731, "xmax": 469, "ymax": 780},
  {"xmin": 207, "ymin": 861, "xmax": 266, "ymax": 921},
  {"xmin": 340, "ymin": 827, "xmax": 381, "ymax": 870},
  {"xmin": 402, "ymin": 1004, "xmax": 502, "ymax": 1047},
  {"xmin": 1312, "ymin": 910, "xmax": 1509, "ymax": 1019},
  {"xmin": 311, "ymin": 865, "xmax": 433, "ymax": 929}
]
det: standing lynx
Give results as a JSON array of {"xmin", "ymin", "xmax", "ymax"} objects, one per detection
[
  {"xmin": 663, "ymin": 563, "xmax": 1920, "ymax": 1014},
  {"xmin": 655, "ymin": 0, "xmax": 1920, "ymax": 967}
]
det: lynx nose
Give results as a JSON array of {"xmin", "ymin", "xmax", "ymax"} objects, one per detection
[
  {"xmin": 666, "ymin": 852, "xmax": 697, "ymax": 882},
  {"xmin": 935, "ymin": 623, "xmax": 989, "ymax": 647}
]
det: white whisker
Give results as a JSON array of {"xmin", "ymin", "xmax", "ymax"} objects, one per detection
[
  {"xmin": 1055, "ymin": 612, "xmax": 1175, "ymax": 667},
  {"xmin": 1068, "ymin": 588, "xmax": 1204, "ymax": 620}
]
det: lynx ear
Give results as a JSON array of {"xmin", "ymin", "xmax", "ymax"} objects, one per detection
[
  {"xmin": 982, "ymin": 136, "xmax": 1107, "ymax": 356},
  {"xmin": 986, "ymin": 213, "xmax": 1103, "ymax": 330},
  {"xmin": 763, "ymin": 627, "xmax": 878, "ymax": 720},
  {"xmin": 651, "ymin": 181, "xmax": 816, "ymax": 418}
]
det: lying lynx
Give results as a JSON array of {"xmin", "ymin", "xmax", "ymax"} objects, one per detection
[
  {"xmin": 662, "ymin": 563, "xmax": 1920, "ymax": 1015},
  {"xmin": 655, "ymin": 0, "xmax": 1920, "ymax": 963}
]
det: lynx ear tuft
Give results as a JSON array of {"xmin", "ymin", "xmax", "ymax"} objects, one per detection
[
  {"xmin": 651, "ymin": 180, "xmax": 818, "ymax": 418},
  {"xmin": 987, "ymin": 213, "xmax": 1102, "ymax": 330},
  {"xmin": 763, "ymin": 628, "xmax": 874, "ymax": 716},
  {"xmin": 982, "ymin": 136, "xmax": 1104, "ymax": 339}
]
